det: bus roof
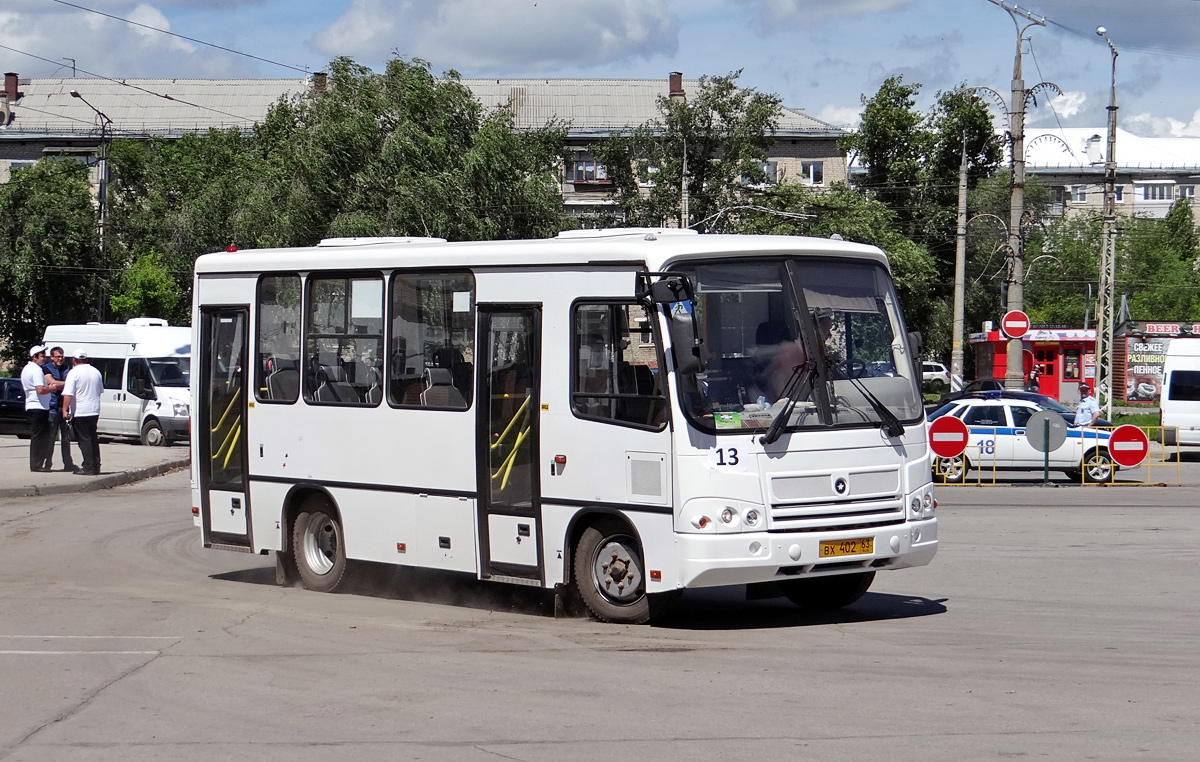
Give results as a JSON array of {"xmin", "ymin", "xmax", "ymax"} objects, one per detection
[{"xmin": 193, "ymin": 231, "xmax": 890, "ymax": 275}]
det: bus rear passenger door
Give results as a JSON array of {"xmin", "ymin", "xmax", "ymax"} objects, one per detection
[
  {"xmin": 477, "ymin": 306, "xmax": 543, "ymax": 583},
  {"xmin": 199, "ymin": 308, "xmax": 252, "ymax": 549}
]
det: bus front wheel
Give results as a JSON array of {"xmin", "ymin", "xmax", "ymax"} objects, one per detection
[
  {"xmin": 291, "ymin": 498, "xmax": 348, "ymax": 593},
  {"xmin": 782, "ymin": 571, "xmax": 875, "ymax": 611},
  {"xmin": 573, "ymin": 518, "xmax": 652, "ymax": 624}
]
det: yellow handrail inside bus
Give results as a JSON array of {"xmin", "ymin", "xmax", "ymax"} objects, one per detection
[
  {"xmin": 212, "ymin": 387, "xmax": 241, "ymax": 433},
  {"xmin": 489, "ymin": 395, "xmax": 530, "ymax": 451}
]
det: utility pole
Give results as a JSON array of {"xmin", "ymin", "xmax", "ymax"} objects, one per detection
[
  {"xmin": 1096, "ymin": 27, "xmax": 1119, "ymax": 420},
  {"xmin": 952, "ymin": 134, "xmax": 968, "ymax": 392},
  {"xmin": 987, "ymin": 0, "xmax": 1045, "ymax": 390},
  {"xmin": 70, "ymin": 88, "xmax": 112, "ymax": 322}
]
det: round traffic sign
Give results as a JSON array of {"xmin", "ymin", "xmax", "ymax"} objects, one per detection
[
  {"xmin": 1026, "ymin": 409, "xmax": 1068, "ymax": 453},
  {"xmin": 1108, "ymin": 424, "xmax": 1150, "ymax": 467},
  {"xmin": 1002, "ymin": 310, "xmax": 1031, "ymax": 339},
  {"xmin": 928, "ymin": 415, "xmax": 969, "ymax": 458}
]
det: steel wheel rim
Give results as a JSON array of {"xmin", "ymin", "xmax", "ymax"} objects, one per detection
[
  {"xmin": 590, "ymin": 534, "xmax": 644, "ymax": 605},
  {"xmin": 145, "ymin": 425, "xmax": 163, "ymax": 446},
  {"xmin": 302, "ymin": 512, "xmax": 338, "ymax": 575}
]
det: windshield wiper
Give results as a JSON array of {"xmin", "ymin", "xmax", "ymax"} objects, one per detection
[
  {"xmin": 843, "ymin": 370, "xmax": 905, "ymax": 438},
  {"xmin": 760, "ymin": 359, "xmax": 818, "ymax": 446}
]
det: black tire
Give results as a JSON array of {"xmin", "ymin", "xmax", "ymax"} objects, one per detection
[
  {"xmin": 1082, "ymin": 449, "xmax": 1114, "ymax": 484},
  {"xmin": 291, "ymin": 498, "xmax": 348, "ymax": 593},
  {"xmin": 1162, "ymin": 428, "xmax": 1177, "ymax": 446},
  {"xmin": 573, "ymin": 518, "xmax": 652, "ymax": 624},
  {"xmin": 783, "ymin": 571, "xmax": 875, "ymax": 611},
  {"xmin": 140, "ymin": 418, "xmax": 167, "ymax": 447},
  {"xmin": 935, "ymin": 454, "xmax": 969, "ymax": 484}
]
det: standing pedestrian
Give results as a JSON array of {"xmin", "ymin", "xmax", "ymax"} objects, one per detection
[
  {"xmin": 1075, "ymin": 383, "xmax": 1101, "ymax": 427},
  {"xmin": 1028, "ymin": 367, "xmax": 1040, "ymax": 393},
  {"xmin": 20, "ymin": 345, "xmax": 56, "ymax": 472},
  {"xmin": 62, "ymin": 350, "xmax": 104, "ymax": 476},
  {"xmin": 44, "ymin": 346, "xmax": 77, "ymax": 472}
]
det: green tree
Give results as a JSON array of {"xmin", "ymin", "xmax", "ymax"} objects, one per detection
[
  {"xmin": 109, "ymin": 250, "xmax": 182, "ymax": 322},
  {"xmin": 589, "ymin": 71, "xmax": 782, "ymax": 231},
  {"xmin": 0, "ymin": 160, "xmax": 101, "ymax": 364}
]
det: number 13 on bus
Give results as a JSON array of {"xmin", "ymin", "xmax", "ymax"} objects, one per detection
[{"xmin": 191, "ymin": 229, "xmax": 937, "ymax": 624}]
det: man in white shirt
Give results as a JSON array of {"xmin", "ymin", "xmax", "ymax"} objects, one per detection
[
  {"xmin": 62, "ymin": 350, "xmax": 105, "ymax": 476},
  {"xmin": 1074, "ymin": 383, "xmax": 1101, "ymax": 427},
  {"xmin": 20, "ymin": 345, "xmax": 58, "ymax": 472}
]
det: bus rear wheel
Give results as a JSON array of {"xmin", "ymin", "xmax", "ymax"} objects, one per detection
[
  {"xmin": 291, "ymin": 498, "xmax": 347, "ymax": 593},
  {"xmin": 782, "ymin": 571, "xmax": 875, "ymax": 611},
  {"xmin": 573, "ymin": 518, "xmax": 651, "ymax": 624}
]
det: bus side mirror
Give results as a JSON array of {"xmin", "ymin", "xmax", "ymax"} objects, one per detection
[
  {"xmin": 669, "ymin": 306, "xmax": 704, "ymax": 376},
  {"xmin": 645, "ymin": 275, "xmax": 694, "ymax": 304},
  {"xmin": 908, "ymin": 331, "xmax": 923, "ymax": 380}
]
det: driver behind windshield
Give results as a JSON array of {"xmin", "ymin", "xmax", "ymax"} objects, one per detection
[{"xmin": 755, "ymin": 308, "xmax": 833, "ymax": 403}]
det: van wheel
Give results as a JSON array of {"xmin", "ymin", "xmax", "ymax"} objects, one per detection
[
  {"xmin": 140, "ymin": 419, "xmax": 167, "ymax": 446},
  {"xmin": 291, "ymin": 498, "xmax": 348, "ymax": 593},
  {"xmin": 1162, "ymin": 428, "xmax": 1177, "ymax": 446}
]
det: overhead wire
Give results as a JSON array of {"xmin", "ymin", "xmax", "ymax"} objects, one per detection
[{"xmin": 47, "ymin": 0, "xmax": 311, "ymax": 75}]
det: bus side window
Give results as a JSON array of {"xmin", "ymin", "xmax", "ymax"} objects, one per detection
[
  {"xmin": 571, "ymin": 302, "xmax": 667, "ymax": 430},
  {"xmin": 389, "ymin": 271, "xmax": 475, "ymax": 410},
  {"xmin": 303, "ymin": 274, "xmax": 384, "ymax": 407},
  {"xmin": 256, "ymin": 274, "xmax": 302, "ymax": 403}
]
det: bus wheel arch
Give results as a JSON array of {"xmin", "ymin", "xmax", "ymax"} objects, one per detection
[
  {"xmin": 569, "ymin": 512, "xmax": 653, "ymax": 624},
  {"xmin": 287, "ymin": 489, "xmax": 348, "ymax": 593}
]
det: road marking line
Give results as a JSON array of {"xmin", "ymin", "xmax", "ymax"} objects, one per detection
[
  {"xmin": 0, "ymin": 650, "xmax": 160, "ymax": 655},
  {"xmin": 0, "ymin": 635, "xmax": 181, "ymax": 639}
]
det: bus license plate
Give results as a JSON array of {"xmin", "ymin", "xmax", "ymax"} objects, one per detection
[{"xmin": 819, "ymin": 537, "xmax": 874, "ymax": 558}]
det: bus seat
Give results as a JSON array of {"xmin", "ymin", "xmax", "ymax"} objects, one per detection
[
  {"xmin": 266, "ymin": 369, "xmax": 300, "ymax": 400},
  {"xmin": 421, "ymin": 367, "xmax": 466, "ymax": 408},
  {"xmin": 315, "ymin": 365, "xmax": 358, "ymax": 403}
]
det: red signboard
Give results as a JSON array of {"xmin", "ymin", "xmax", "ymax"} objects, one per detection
[
  {"xmin": 1108, "ymin": 425, "xmax": 1150, "ymax": 468},
  {"xmin": 928, "ymin": 416, "xmax": 970, "ymax": 458},
  {"xmin": 1002, "ymin": 310, "xmax": 1030, "ymax": 339}
]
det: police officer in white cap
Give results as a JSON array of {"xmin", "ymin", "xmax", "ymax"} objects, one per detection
[
  {"xmin": 20, "ymin": 345, "xmax": 58, "ymax": 472},
  {"xmin": 62, "ymin": 349, "xmax": 105, "ymax": 476}
]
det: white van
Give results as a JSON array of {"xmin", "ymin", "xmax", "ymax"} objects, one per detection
[
  {"xmin": 1161, "ymin": 338, "xmax": 1200, "ymax": 445},
  {"xmin": 42, "ymin": 318, "xmax": 191, "ymax": 446}
]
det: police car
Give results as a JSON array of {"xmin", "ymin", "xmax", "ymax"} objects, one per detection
[{"xmin": 927, "ymin": 393, "xmax": 1117, "ymax": 483}]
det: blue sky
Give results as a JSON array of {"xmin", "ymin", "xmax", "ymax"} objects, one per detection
[{"xmin": 5, "ymin": 0, "xmax": 1200, "ymax": 136}]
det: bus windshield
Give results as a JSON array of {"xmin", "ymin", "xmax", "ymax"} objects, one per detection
[
  {"xmin": 671, "ymin": 258, "xmax": 922, "ymax": 433},
  {"xmin": 148, "ymin": 357, "xmax": 190, "ymax": 387}
]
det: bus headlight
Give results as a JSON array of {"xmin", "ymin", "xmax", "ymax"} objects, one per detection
[
  {"xmin": 720, "ymin": 507, "xmax": 737, "ymax": 524},
  {"xmin": 744, "ymin": 509, "xmax": 760, "ymax": 527}
]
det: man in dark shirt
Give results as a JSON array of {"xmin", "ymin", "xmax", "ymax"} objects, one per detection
[{"xmin": 44, "ymin": 346, "xmax": 77, "ymax": 472}]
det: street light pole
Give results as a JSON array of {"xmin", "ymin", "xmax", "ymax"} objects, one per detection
[
  {"xmin": 1095, "ymin": 27, "xmax": 1119, "ymax": 420},
  {"xmin": 987, "ymin": 0, "xmax": 1045, "ymax": 390},
  {"xmin": 70, "ymin": 89, "xmax": 112, "ymax": 322}
]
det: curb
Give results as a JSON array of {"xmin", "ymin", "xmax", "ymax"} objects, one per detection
[{"xmin": 0, "ymin": 457, "xmax": 191, "ymax": 498}]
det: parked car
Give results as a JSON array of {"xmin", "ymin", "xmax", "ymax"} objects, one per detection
[
  {"xmin": 928, "ymin": 395, "xmax": 1118, "ymax": 483},
  {"xmin": 922, "ymin": 361, "xmax": 951, "ymax": 390},
  {"xmin": 0, "ymin": 377, "xmax": 31, "ymax": 437}
]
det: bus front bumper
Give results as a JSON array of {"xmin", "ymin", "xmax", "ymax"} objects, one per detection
[{"xmin": 674, "ymin": 518, "xmax": 937, "ymax": 589}]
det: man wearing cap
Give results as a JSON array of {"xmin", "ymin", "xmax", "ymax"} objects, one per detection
[
  {"xmin": 20, "ymin": 345, "xmax": 58, "ymax": 472},
  {"xmin": 1075, "ymin": 383, "xmax": 1101, "ymax": 427},
  {"xmin": 62, "ymin": 350, "xmax": 104, "ymax": 476}
]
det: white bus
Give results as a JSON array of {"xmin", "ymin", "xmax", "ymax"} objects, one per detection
[{"xmin": 191, "ymin": 230, "xmax": 938, "ymax": 623}]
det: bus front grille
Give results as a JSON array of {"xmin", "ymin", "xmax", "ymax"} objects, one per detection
[{"xmin": 767, "ymin": 497, "xmax": 904, "ymax": 532}]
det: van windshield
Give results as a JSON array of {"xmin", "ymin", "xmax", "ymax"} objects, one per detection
[{"xmin": 148, "ymin": 357, "xmax": 190, "ymax": 387}]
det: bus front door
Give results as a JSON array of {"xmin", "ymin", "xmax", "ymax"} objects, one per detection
[
  {"xmin": 199, "ymin": 308, "xmax": 252, "ymax": 549},
  {"xmin": 476, "ymin": 305, "xmax": 542, "ymax": 583}
]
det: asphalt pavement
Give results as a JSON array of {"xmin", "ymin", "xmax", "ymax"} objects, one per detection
[{"xmin": 0, "ymin": 434, "xmax": 190, "ymax": 497}]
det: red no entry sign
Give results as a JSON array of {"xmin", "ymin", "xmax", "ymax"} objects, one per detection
[
  {"xmin": 929, "ymin": 416, "xmax": 970, "ymax": 458},
  {"xmin": 1002, "ymin": 310, "xmax": 1030, "ymax": 339},
  {"xmin": 1108, "ymin": 424, "xmax": 1150, "ymax": 468}
]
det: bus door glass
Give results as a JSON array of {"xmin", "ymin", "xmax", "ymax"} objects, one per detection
[
  {"xmin": 477, "ymin": 306, "xmax": 541, "ymax": 581},
  {"xmin": 200, "ymin": 308, "xmax": 252, "ymax": 547}
]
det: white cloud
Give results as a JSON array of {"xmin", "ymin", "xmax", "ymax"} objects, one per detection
[
  {"xmin": 815, "ymin": 104, "xmax": 860, "ymax": 130},
  {"xmin": 1125, "ymin": 111, "xmax": 1200, "ymax": 138},
  {"xmin": 313, "ymin": 0, "xmax": 678, "ymax": 71},
  {"xmin": 1047, "ymin": 90, "xmax": 1086, "ymax": 119},
  {"xmin": 737, "ymin": 0, "xmax": 915, "ymax": 28}
]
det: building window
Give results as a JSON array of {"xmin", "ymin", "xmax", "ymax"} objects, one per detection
[
  {"xmin": 1114, "ymin": 185, "xmax": 1124, "ymax": 203},
  {"xmin": 1139, "ymin": 184, "xmax": 1172, "ymax": 201},
  {"xmin": 565, "ymin": 151, "xmax": 607, "ymax": 183},
  {"xmin": 1181, "ymin": 186, "xmax": 1195, "ymax": 199},
  {"xmin": 304, "ymin": 275, "xmax": 384, "ymax": 406},
  {"xmin": 800, "ymin": 161, "xmax": 824, "ymax": 186},
  {"xmin": 1071, "ymin": 185, "xmax": 1087, "ymax": 203},
  {"xmin": 740, "ymin": 161, "xmax": 778, "ymax": 187}
]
